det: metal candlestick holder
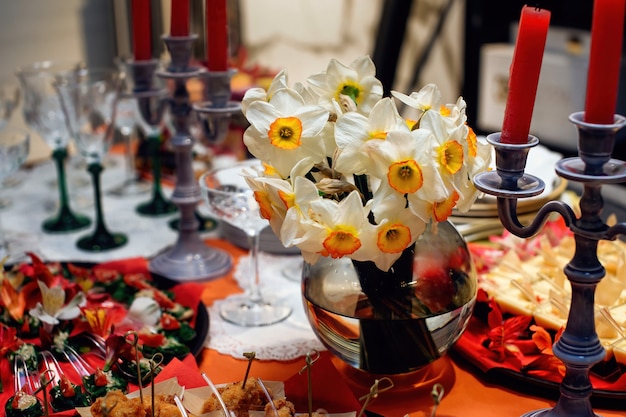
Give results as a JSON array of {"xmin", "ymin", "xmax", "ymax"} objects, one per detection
[
  {"xmin": 194, "ymin": 69, "xmax": 241, "ymax": 145},
  {"xmin": 144, "ymin": 34, "xmax": 232, "ymax": 281},
  {"xmin": 474, "ymin": 111, "xmax": 626, "ymax": 417}
]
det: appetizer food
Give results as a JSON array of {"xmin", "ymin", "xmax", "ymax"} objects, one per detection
[
  {"xmin": 90, "ymin": 390, "xmax": 181, "ymax": 417},
  {"xmin": 4, "ymin": 390, "xmax": 44, "ymax": 417},
  {"xmin": 202, "ymin": 377, "xmax": 269, "ymax": 417},
  {"xmin": 49, "ymin": 374, "xmax": 91, "ymax": 412},
  {"xmin": 83, "ymin": 368, "xmax": 129, "ymax": 402},
  {"xmin": 265, "ymin": 398, "xmax": 296, "ymax": 417}
]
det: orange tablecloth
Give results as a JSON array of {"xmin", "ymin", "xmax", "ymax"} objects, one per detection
[{"xmin": 195, "ymin": 239, "xmax": 624, "ymax": 417}]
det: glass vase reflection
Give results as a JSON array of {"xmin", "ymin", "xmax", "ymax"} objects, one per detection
[{"xmin": 302, "ymin": 221, "xmax": 476, "ymax": 374}]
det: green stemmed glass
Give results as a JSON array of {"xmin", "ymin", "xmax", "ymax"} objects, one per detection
[
  {"xmin": 55, "ymin": 68, "xmax": 127, "ymax": 252},
  {"xmin": 16, "ymin": 61, "xmax": 91, "ymax": 232}
]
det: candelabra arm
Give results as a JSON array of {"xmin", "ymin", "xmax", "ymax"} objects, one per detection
[
  {"xmin": 497, "ymin": 198, "xmax": 576, "ymax": 239},
  {"xmin": 605, "ymin": 222, "xmax": 626, "ymax": 240}
]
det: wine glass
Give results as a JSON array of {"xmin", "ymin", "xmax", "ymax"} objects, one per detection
[
  {"xmin": 54, "ymin": 67, "xmax": 127, "ymax": 252},
  {"xmin": 0, "ymin": 129, "xmax": 30, "ymax": 261},
  {"xmin": 107, "ymin": 72, "xmax": 150, "ymax": 197},
  {"xmin": 0, "ymin": 80, "xmax": 23, "ymax": 209},
  {"xmin": 15, "ymin": 61, "xmax": 91, "ymax": 232},
  {"xmin": 199, "ymin": 159, "xmax": 292, "ymax": 326}
]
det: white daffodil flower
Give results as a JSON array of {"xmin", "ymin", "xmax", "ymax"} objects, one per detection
[
  {"xmin": 243, "ymin": 88, "xmax": 329, "ymax": 178},
  {"xmin": 29, "ymin": 281, "xmax": 86, "ymax": 332},
  {"xmin": 334, "ymin": 97, "xmax": 410, "ymax": 175},
  {"xmin": 307, "ymin": 56, "xmax": 383, "ymax": 116},
  {"xmin": 239, "ymin": 55, "xmax": 493, "ymax": 271},
  {"xmin": 241, "ymin": 69, "xmax": 289, "ymax": 115}
]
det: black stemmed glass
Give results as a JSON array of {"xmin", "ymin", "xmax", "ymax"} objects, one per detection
[
  {"xmin": 55, "ymin": 68, "xmax": 127, "ymax": 252},
  {"xmin": 15, "ymin": 61, "xmax": 91, "ymax": 233}
]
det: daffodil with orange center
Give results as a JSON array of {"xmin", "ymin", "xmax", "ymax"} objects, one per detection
[
  {"xmin": 334, "ymin": 97, "xmax": 409, "ymax": 175},
  {"xmin": 244, "ymin": 88, "xmax": 329, "ymax": 178}
]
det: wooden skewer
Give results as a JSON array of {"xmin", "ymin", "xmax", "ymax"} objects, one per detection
[{"xmin": 511, "ymin": 280, "xmax": 539, "ymax": 306}]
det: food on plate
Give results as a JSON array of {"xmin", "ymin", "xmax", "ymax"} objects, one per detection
[
  {"xmin": 89, "ymin": 390, "xmax": 181, "ymax": 417},
  {"xmin": 4, "ymin": 390, "xmax": 44, "ymax": 417},
  {"xmin": 473, "ymin": 217, "xmax": 626, "ymax": 366},
  {"xmin": 83, "ymin": 368, "xmax": 129, "ymax": 403},
  {"xmin": 49, "ymin": 374, "xmax": 91, "ymax": 411},
  {"xmin": 265, "ymin": 398, "xmax": 296, "ymax": 417},
  {"xmin": 202, "ymin": 377, "xmax": 269, "ymax": 417}
]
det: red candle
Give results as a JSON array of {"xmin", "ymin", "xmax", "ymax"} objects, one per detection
[
  {"xmin": 501, "ymin": 6, "xmax": 551, "ymax": 144},
  {"xmin": 170, "ymin": 0, "xmax": 190, "ymax": 36},
  {"xmin": 132, "ymin": 0, "xmax": 152, "ymax": 61},
  {"xmin": 206, "ymin": 0, "xmax": 229, "ymax": 71},
  {"xmin": 584, "ymin": 0, "xmax": 626, "ymax": 124}
]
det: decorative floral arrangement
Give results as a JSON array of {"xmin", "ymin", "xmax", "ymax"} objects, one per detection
[{"xmin": 241, "ymin": 56, "xmax": 492, "ymax": 271}]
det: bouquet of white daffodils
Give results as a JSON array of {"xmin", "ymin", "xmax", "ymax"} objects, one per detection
[{"xmin": 240, "ymin": 56, "xmax": 491, "ymax": 271}]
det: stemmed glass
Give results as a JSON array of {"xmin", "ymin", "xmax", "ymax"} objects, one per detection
[
  {"xmin": 55, "ymin": 68, "xmax": 127, "ymax": 252},
  {"xmin": 15, "ymin": 61, "xmax": 91, "ymax": 232},
  {"xmin": 107, "ymin": 74, "xmax": 150, "ymax": 197},
  {"xmin": 0, "ymin": 129, "xmax": 30, "ymax": 261},
  {"xmin": 0, "ymin": 81, "xmax": 22, "ymax": 208},
  {"xmin": 199, "ymin": 159, "xmax": 292, "ymax": 326}
]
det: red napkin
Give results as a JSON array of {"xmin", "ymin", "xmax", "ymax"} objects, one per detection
[
  {"xmin": 284, "ymin": 351, "xmax": 362, "ymax": 413},
  {"xmin": 455, "ymin": 317, "xmax": 626, "ymax": 392},
  {"xmin": 152, "ymin": 355, "xmax": 207, "ymax": 389}
]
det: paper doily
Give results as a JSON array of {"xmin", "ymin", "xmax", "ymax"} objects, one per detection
[{"xmin": 206, "ymin": 252, "xmax": 326, "ymax": 360}]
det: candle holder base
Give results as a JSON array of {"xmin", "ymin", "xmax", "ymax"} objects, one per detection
[{"xmin": 149, "ymin": 238, "xmax": 231, "ymax": 282}]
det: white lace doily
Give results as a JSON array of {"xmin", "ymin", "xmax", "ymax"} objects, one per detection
[{"xmin": 206, "ymin": 252, "xmax": 326, "ymax": 360}]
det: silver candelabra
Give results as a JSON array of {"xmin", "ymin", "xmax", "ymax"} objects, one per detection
[
  {"xmin": 474, "ymin": 111, "xmax": 626, "ymax": 417},
  {"xmin": 127, "ymin": 33, "xmax": 235, "ymax": 281}
]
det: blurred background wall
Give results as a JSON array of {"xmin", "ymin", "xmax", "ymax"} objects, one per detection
[{"xmin": 1, "ymin": 0, "xmax": 623, "ymax": 158}]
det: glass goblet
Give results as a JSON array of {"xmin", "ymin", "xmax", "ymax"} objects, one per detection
[
  {"xmin": 199, "ymin": 159, "xmax": 293, "ymax": 326},
  {"xmin": 15, "ymin": 61, "xmax": 91, "ymax": 232},
  {"xmin": 0, "ymin": 129, "xmax": 30, "ymax": 261},
  {"xmin": 107, "ymin": 77, "xmax": 150, "ymax": 197},
  {"xmin": 0, "ymin": 80, "xmax": 23, "ymax": 208},
  {"xmin": 55, "ymin": 68, "xmax": 127, "ymax": 252}
]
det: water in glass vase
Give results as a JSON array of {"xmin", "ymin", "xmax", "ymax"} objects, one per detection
[{"xmin": 302, "ymin": 221, "xmax": 477, "ymax": 375}]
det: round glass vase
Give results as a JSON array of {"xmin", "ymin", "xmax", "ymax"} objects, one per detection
[{"xmin": 302, "ymin": 220, "xmax": 476, "ymax": 375}]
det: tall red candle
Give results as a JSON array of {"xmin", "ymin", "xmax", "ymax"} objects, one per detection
[
  {"xmin": 501, "ymin": 6, "xmax": 551, "ymax": 144},
  {"xmin": 206, "ymin": 0, "xmax": 229, "ymax": 71},
  {"xmin": 584, "ymin": 0, "xmax": 626, "ymax": 124},
  {"xmin": 132, "ymin": 0, "xmax": 152, "ymax": 61},
  {"xmin": 170, "ymin": 0, "xmax": 190, "ymax": 36}
]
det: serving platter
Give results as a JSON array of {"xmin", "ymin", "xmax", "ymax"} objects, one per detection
[{"xmin": 0, "ymin": 256, "xmax": 209, "ymax": 414}]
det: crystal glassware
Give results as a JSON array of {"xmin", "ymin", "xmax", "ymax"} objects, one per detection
[
  {"xmin": 107, "ymin": 72, "xmax": 150, "ymax": 197},
  {"xmin": 15, "ymin": 61, "xmax": 91, "ymax": 232},
  {"xmin": 0, "ymin": 128, "xmax": 30, "ymax": 261},
  {"xmin": 199, "ymin": 159, "xmax": 292, "ymax": 326},
  {"xmin": 0, "ymin": 80, "xmax": 23, "ymax": 208},
  {"xmin": 55, "ymin": 67, "xmax": 127, "ymax": 252}
]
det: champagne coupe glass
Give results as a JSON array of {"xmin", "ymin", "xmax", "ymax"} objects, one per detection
[
  {"xmin": 0, "ymin": 129, "xmax": 30, "ymax": 261},
  {"xmin": 15, "ymin": 61, "xmax": 91, "ymax": 232},
  {"xmin": 55, "ymin": 68, "xmax": 127, "ymax": 252},
  {"xmin": 199, "ymin": 159, "xmax": 292, "ymax": 326}
]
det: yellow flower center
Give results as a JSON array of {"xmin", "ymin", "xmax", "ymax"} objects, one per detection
[
  {"xmin": 84, "ymin": 308, "xmax": 107, "ymax": 332},
  {"xmin": 253, "ymin": 190, "xmax": 274, "ymax": 220},
  {"xmin": 467, "ymin": 126, "xmax": 477, "ymax": 158},
  {"xmin": 405, "ymin": 119, "xmax": 418, "ymax": 130},
  {"xmin": 438, "ymin": 141, "xmax": 464, "ymax": 174},
  {"xmin": 369, "ymin": 130, "xmax": 387, "ymax": 140},
  {"xmin": 323, "ymin": 227, "xmax": 361, "ymax": 258},
  {"xmin": 336, "ymin": 82, "xmax": 362, "ymax": 105},
  {"xmin": 268, "ymin": 117, "xmax": 303, "ymax": 150},
  {"xmin": 439, "ymin": 105, "xmax": 451, "ymax": 117},
  {"xmin": 433, "ymin": 191, "xmax": 459, "ymax": 221},
  {"xmin": 387, "ymin": 160, "xmax": 423, "ymax": 194},
  {"xmin": 377, "ymin": 223, "xmax": 412, "ymax": 253}
]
